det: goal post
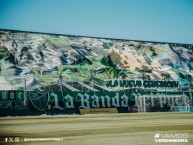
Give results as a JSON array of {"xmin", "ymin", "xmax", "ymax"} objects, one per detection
[{"xmin": 137, "ymin": 93, "xmax": 189, "ymax": 112}]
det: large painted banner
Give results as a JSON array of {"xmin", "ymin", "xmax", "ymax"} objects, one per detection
[
  {"xmin": 28, "ymin": 91, "xmax": 136, "ymax": 114},
  {"xmin": 0, "ymin": 29, "xmax": 192, "ymax": 92},
  {"xmin": 0, "ymin": 90, "xmax": 192, "ymax": 116},
  {"xmin": 27, "ymin": 91, "xmax": 191, "ymax": 114},
  {"xmin": 0, "ymin": 29, "xmax": 193, "ymax": 116},
  {"xmin": 0, "ymin": 90, "xmax": 24, "ymax": 109}
]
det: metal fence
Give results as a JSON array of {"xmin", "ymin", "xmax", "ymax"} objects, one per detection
[{"xmin": 0, "ymin": 76, "xmax": 104, "ymax": 92}]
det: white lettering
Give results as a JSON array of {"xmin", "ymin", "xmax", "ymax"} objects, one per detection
[
  {"xmin": 78, "ymin": 93, "xmax": 90, "ymax": 108},
  {"xmin": 49, "ymin": 93, "xmax": 65, "ymax": 110},
  {"xmin": 64, "ymin": 94, "xmax": 74, "ymax": 108},
  {"xmin": 91, "ymin": 95, "xmax": 99, "ymax": 108},
  {"xmin": 120, "ymin": 94, "xmax": 128, "ymax": 107},
  {"xmin": 101, "ymin": 95, "xmax": 111, "ymax": 108},
  {"xmin": 112, "ymin": 93, "xmax": 120, "ymax": 107}
]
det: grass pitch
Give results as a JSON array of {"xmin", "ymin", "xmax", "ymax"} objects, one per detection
[{"xmin": 0, "ymin": 112, "xmax": 193, "ymax": 145}]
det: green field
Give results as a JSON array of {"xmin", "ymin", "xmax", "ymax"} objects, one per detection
[{"xmin": 0, "ymin": 112, "xmax": 193, "ymax": 145}]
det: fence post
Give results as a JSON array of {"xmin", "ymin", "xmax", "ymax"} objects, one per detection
[
  {"xmin": 24, "ymin": 78, "xmax": 27, "ymax": 108},
  {"xmin": 143, "ymin": 95, "xmax": 146, "ymax": 112},
  {"xmin": 24, "ymin": 78, "xmax": 29, "ymax": 115},
  {"xmin": 60, "ymin": 75, "xmax": 63, "ymax": 96},
  {"xmin": 184, "ymin": 92, "xmax": 188, "ymax": 112},
  {"xmin": 190, "ymin": 91, "xmax": 192, "ymax": 106}
]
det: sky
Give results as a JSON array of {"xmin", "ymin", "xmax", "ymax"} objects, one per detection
[{"xmin": 0, "ymin": 0, "xmax": 193, "ymax": 44}]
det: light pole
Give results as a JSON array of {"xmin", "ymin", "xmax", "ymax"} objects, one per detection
[
  {"xmin": 161, "ymin": 74, "xmax": 166, "ymax": 94},
  {"xmin": 24, "ymin": 78, "xmax": 27, "ymax": 108},
  {"xmin": 89, "ymin": 70, "xmax": 94, "ymax": 92},
  {"xmin": 59, "ymin": 74, "xmax": 63, "ymax": 96}
]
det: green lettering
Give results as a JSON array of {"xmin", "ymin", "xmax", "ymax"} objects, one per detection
[
  {"xmin": 136, "ymin": 80, "xmax": 142, "ymax": 87},
  {"xmin": 114, "ymin": 80, "xmax": 118, "ymax": 87}
]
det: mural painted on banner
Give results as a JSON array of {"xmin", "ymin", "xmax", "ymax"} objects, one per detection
[
  {"xmin": 0, "ymin": 30, "xmax": 192, "ymax": 92},
  {"xmin": 0, "ymin": 90, "xmax": 190, "ymax": 115},
  {"xmin": 0, "ymin": 90, "xmax": 25, "ymax": 109},
  {"xmin": 137, "ymin": 92, "xmax": 190, "ymax": 112},
  {"xmin": 28, "ymin": 91, "xmax": 190, "ymax": 113},
  {"xmin": 28, "ymin": 92, "xmax": 136, "ymax": 112}
]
